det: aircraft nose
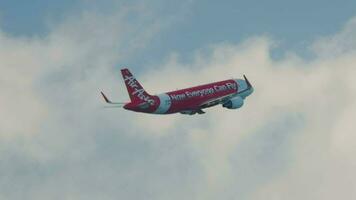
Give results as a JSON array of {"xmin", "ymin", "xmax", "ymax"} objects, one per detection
[
  {"xmin": 235, "ymin": 79, "xmax": 248, "ymax": 91},
  {"xmin": 234, "ymin": 77, "xmax": 253, "ymax": 97},
  {"xmin": 244, "ymin": 79, "xmax": 254, "ymax": 96}
]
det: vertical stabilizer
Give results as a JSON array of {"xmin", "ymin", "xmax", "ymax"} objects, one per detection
[{"xmin": 121, "ymin": 68, "xmax": 154, "ymax": 104}]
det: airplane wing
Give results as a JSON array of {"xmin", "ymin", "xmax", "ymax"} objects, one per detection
[
  {"xmin": 179, "ymin": 94, "xmax": 232, "ymax": 115},
  {"xmin": 180, "ymin": 93, "xmax": 233, "ymax": 115},
  {"xmin": 180, "ymin": 108, "xmax": 205, "ymax": 115},
  {"xmin": 199, "ymin": 93, "xmax": 235, "ymax": 109}
]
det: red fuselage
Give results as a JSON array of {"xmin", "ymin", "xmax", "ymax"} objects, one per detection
[
  {"xmin": 102, "ymin": 68, "xmax": 253, "ymax": 115},
  {"xmin": 164, "ymin": 79, "xmax": 237, "ymax": 113}
]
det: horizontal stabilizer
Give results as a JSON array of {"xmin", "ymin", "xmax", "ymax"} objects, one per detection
[{"xmin": 100, "ymin": 91, "xmax": 125, "ymax": 105}]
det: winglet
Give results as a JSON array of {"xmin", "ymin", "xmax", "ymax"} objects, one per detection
[
  {"xmin": 243, "ymin": 75, "xmax": 252, "ymax": 88},
  {"xmin": 101, "ymin": 91, "xmax": 112, "ymax": 103}
]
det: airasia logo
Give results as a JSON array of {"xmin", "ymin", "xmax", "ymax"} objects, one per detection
[{"xmin": 124, "ymin": 75, "xmax": 155, "ymax": 105}]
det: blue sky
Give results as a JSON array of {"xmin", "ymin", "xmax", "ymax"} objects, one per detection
[
  {"xmin": 1, "ymin": 1, "xmax": 356, "ymax": 200},
  {"xmin": 1, "ymin": 0, "xmax": 356, "ymax": 63}
]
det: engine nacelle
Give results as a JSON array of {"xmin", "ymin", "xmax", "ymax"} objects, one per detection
[{"xmin": 222, "ymin": 96, "xmax": 244, "ymax": 109}]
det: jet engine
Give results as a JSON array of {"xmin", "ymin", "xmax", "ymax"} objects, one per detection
[{"xmin": 222, "ymin": 96, "xmax": 244, "ymax": 109}]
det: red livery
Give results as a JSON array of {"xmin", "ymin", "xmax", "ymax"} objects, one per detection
[{"xmin": 101, "ymin": 68, "xmax": 253, "ymax": 115}]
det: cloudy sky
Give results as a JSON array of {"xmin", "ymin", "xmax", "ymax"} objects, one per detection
[{"xmin": 1, "ymin": 0, "xmax": 356, "ymax": 199}]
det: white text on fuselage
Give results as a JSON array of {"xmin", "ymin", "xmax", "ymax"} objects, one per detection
[
  {"xmin": 169, "ymin": 82, "xmax": 237, "ymax": 101},
  {"xmin": 124, "ymin": 75, "xmax": 155, "ymax": 105}
]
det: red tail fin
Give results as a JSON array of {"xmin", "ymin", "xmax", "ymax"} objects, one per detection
[{"xmin": 121, "ymin": 68, "xmax": 154, "ymax": 104}]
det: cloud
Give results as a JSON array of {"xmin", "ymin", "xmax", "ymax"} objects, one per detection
[
  {"xmin": 134, "ymin": 20, "xmax": 356, "ymax": 199},
  {"xmin": 312, "ymin": 17, "xmax": 356, "ymax": 58},
  {"xmin": 0, "ymin": 31, "xmax": 48, "ymax": 137},
  {"xmin": 1, "ymin": 2, "xmax": 356, "ymax": 200}
]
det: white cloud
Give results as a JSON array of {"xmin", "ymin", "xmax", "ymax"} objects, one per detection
[
  {"xmin": 312, "ymin": 17, "xmax": 356, "ymax": 58},
  {"xmin": 0, "ymin": 31, "xmax": 48, "ymax": 137},
  {"xmin": 1, "ymin": 2, "xmax": 356, "ymax": 200},
  {"xmin": 136, "ymin": 21, "xmax": 356, "ymax": 199}
]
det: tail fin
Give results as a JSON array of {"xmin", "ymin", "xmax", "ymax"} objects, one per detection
[{"xmin": 121, "ymin": 68, "xmax": 154, "ymax": 104}]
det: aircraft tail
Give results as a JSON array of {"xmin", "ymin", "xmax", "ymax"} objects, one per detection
[{"xmin": 121, "ymin": 68, "xmax": 154, "ymax": 104}]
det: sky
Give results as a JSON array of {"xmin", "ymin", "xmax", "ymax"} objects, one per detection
[
  {"xmin": 1, "ymin": 0, "xmax": 356, "ymax": 63},
  {"xmin": 1, "ymin": 0, "xmax": 356, "ymax": 199}
]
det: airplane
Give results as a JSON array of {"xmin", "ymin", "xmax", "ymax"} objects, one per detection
[{"xmin": 100, "ymin": 68, "xmax": 254, "ymax": 115}]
